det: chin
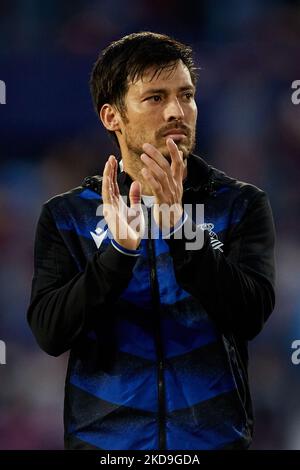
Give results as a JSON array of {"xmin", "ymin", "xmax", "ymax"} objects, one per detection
[
  {"xmin": 177, "ymin": 146, "xmax": 190, "ymax": 160},
  {"xmin": 158, "ymin": 139, "xmax": 193, "ymax": 162}
]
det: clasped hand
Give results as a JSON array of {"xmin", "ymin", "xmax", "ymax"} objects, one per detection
[{"xmin": 102, "ymin": 138, "xmax": 184, "ymax": 250}]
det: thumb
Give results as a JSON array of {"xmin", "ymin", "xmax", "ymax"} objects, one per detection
[{"xmin": 129, "ymin": 180, "xmax": 142, "ymax": 208}]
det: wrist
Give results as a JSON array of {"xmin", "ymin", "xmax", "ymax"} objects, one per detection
[{"xmin": 113, "ymin": 237, "xmax": 140, "ymax": 252}]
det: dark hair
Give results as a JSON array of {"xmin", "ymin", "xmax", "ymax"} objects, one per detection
[{"xmin": 90, "ymin": 31, "xmax": 198, "ymax": 143}]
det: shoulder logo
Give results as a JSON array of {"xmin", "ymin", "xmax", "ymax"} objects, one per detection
[{"xmin": 197, "ymin": 222, "xmax": 224, "ymax": 252}]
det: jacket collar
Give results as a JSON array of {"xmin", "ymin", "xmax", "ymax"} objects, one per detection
[{"xmin": 183, "ymin": 153, "xmax": 212, "ymax": 192}]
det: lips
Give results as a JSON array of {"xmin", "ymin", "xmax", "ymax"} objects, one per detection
[{"xmin": 163, "ymin": 129, "xmax": 187, "ymax": 137}]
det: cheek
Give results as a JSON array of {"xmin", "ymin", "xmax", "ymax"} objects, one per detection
[
  {"xmin": 191, "ymin": 106, "xmax": 198, "ymax": 122},
  {"xmin": 187, "ymin": 103, "xmax": 197, "ymax": 120},
  {"xmin": 130, "ymin": 114, "xmax": 154, "ymax": 132},
  {"xmin": 126, "ymin": 121, "xmax": 152, "ymax": 144},
  {"xmin": 137, "ymin": 119, "xmax": 158, "ymax": 137}
]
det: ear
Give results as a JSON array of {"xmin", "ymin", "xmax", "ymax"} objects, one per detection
[{"xmin": 99, "ymin": 104, "xmax": 121, "ymax": 132}]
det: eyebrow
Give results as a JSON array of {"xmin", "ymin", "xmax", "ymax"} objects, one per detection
[{"xmin": 140, "ymin": 85, "xmax": 195, "ymax": 97}]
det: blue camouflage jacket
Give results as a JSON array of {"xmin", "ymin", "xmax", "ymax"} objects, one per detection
[{"xmin": 27, "ymin": 154, "xmax": 276, "ymax": 450}]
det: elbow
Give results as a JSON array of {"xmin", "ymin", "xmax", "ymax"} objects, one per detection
[
  {"xmin": 27, "ymin": 307, "xmax": 69, "ymax": 357},
  {"xmin": 29, "ymin": 326, "xmax": 68, "ymax": 357},
  {"xmin": 244, "ymin": 319, "xmax": 265, "ymax": 341}
]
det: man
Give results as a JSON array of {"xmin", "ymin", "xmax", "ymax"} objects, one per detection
[{"xmin": 27, "ymin": 32, "xmax": 276, "ymax": 450}]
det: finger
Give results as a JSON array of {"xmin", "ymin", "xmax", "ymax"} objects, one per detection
[
  {"xmin": 107, "ymin": 155, "xmax": 119, "ymax": 204},
  {"xmin": 142, "ymin": 142, "xmax": 172, "ymax": 176},
  {"xmin": 111, "ymin": 156, "xmax": 120, "ymax": 198},
  {"xmin": 129, "ymin": 180, "xmax": 142, "ymax": 208},
  {"xmin": 102, "ymin": 160, "xmax": 111, "ymax": 204},
  {"xmin": 172, "ymin": 149, "xmax": 184, "ymax": 182},
  {"xmin": 141, "ymin": 168, "xmax": 163, "ymax": 200},
  {"xmin": 103, "ymin": 156, "xmax": 117, "ymax": 206},
  {"xmin": 140, "ymin": 153, "xmax": 172, "ymax": 194},
  {"xmin": 166, "ymin": 138, "xmax": 184, "ymax": 181},
  {"xmin": 102, "ymin": 163, "xmax": 115, "ymax": 222}
]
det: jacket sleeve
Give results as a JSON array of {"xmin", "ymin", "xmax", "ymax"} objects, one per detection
[
  {"xmin": 165, "ymin": 191, "xmax": 276, "ymax": 340},
  {"xmin": 27, "ymin": 203, "xmax": 138, "ymax": 356}
]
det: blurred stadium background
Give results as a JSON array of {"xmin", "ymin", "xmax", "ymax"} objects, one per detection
[{"xmin": 0, "ymin": 0, "xmax": 300, "ymax": 449}]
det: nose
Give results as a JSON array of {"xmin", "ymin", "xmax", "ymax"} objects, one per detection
[{"xmin": 163, "ymin": 97, "xmax": 184, "ymax": 122}]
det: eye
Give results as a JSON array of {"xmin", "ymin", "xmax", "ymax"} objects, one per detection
[
  {"xmin": 183, "ymin": 92, "xmax": 194, "ymax": 100},
  {"xmin": 146, "ymin": 95, "xmax": 162, "ymax": 102}
]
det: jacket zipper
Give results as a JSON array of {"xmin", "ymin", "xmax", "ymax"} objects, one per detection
[
  {"xmin": 222, "ymin": 335, "xmax": 250, "ymax": 429},
  {"xmin": 147, "ymin": 209, "xmax": 166, "ymax": 450}
]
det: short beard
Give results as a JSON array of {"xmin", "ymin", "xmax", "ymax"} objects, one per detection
[{"xmin": 125, "ymin": 131, "xmax": 196, "ymax": 163}]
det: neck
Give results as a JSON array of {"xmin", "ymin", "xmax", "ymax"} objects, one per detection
[{"xmin": 121, "ymin": 152, "xmax": 154, "ymax": 195}]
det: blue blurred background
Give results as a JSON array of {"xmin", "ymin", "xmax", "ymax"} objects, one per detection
[{"xmin": 0, "ymin": 0, "xmax": 300, "ymax": 449}]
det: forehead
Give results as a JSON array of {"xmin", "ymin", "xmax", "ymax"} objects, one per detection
[{"xmin": 127, "ymin": 60, "xmax": 194, "ymax": 95}]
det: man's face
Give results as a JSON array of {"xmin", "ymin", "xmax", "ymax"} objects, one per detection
[{"xmin": 117, "ymin": 60, "xmax": 197, "ymax": 162}]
